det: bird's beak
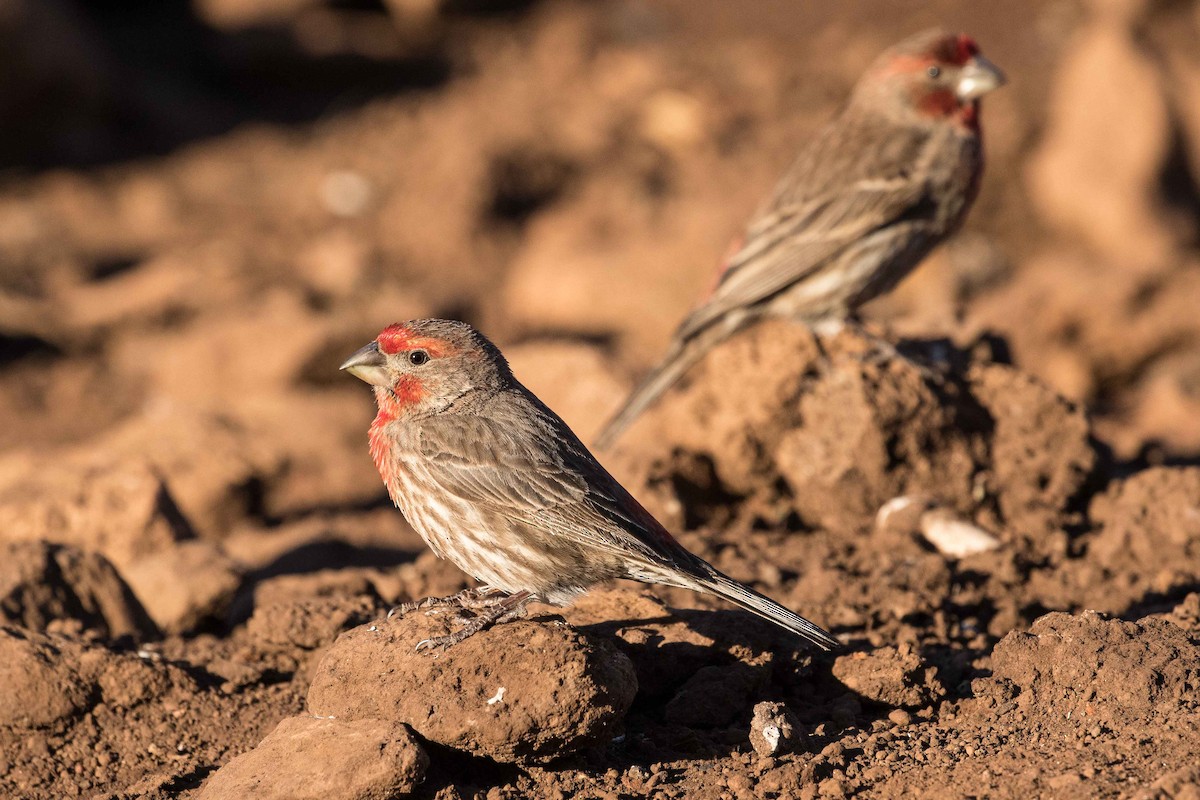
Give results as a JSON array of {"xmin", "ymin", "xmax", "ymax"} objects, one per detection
[
  {"xmin": 340, "ymin": 341, "xmax": 391, "ymax": 388},
  {"xmin": 956, "ymin": 55, "xmax": 1006, "ymax": 101}
]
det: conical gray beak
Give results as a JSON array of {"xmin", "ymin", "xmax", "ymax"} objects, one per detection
[
  {"xmin": 956, "ymin": 55, "xmax": 1006, "ymax": 101},
  {"xmin": 340, "ymin": 341, "xmax": 391, "ymax": 388}
]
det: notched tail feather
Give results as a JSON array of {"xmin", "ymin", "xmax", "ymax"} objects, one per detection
[{"xmin": 698, "ymin": 567, "xmax": 840, "ymax": 651}]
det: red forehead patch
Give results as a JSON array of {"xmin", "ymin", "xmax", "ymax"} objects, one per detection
[
  {"xmin": 884, "ymin": 33, "xmax": 980, "ymax": 75},
  {"xmin": 376, "ymin": 324, "xmax": 457, "ymax": 357},
  {"xmin": 953, "ymin": 35, "xmax": 979, "ymax": 65}
]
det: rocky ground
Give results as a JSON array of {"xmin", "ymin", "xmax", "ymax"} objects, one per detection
[{"xmin": 1, "ymin": 1, "xmax": 1200, "ymax": 798}]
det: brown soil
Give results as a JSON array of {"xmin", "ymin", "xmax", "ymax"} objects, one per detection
[{"xmin": 2, "ymin": 1, "xmax": 1200, "ymax": 798}]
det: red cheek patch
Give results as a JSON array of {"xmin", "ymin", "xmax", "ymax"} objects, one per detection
[
  {"xmin": 392, "ymin": 374, "xmax": 427, "ymax": 407},
  {"xmin": 917, "ymin": 88, "xmax": 961, "ymax": 117}
]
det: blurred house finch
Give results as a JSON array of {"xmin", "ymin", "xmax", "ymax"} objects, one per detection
[
  {"xmin": 596, "ymin": 29, "xmax": 1005, "ymax": 449},
  {"xmin": 342, "ymin": 319, "xmax": 838, "ymax": 651}
]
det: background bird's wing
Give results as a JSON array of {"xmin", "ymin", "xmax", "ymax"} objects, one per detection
[
  {"xmin": 415, "ymin": 408, "xmax": 681, "ymax": 565},
  {"xmin": 678, "ymin": 173, "xmax": 930, "ymax": 340}
]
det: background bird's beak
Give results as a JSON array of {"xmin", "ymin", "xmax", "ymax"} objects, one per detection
[
  {"xmin": 340, "ymin": 341, "xmax": 391, "ymax": 388},
  {"xmin": 956, "ymin": 56, "xmax": 1006, "ymax": 101}
]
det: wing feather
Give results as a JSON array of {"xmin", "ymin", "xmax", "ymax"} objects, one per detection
[
  {"xmin": 679, "ymin": 174, "xmax": 930, "ymax": 340},
  {"xmin": 415, "ymin": 406, "xmax": 683, "ymax": 568}
]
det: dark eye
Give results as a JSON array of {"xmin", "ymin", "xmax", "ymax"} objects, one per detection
[
  {"xmin": 927, "ymin": 65, "xmax": 941, "ymax": 78},
  {"xmin": 408, "ymin": 350, "xmax": 429, "ymax": 366}
]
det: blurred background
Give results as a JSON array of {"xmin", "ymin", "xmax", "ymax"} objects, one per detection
[{"xmin": 2, "ymin": 0, "xmax": 1200, "ymax": 616}]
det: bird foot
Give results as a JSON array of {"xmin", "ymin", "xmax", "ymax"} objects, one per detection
[
  {"xmin": 387, "ymin": 586, "xmax": 503, "ymax": 619},
  {"xmin": 413, "ymin": 591, "xmax": 532, "ymax": 654}
]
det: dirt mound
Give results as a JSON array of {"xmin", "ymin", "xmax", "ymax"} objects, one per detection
[
  {"xmin": 613, "ymin": 322, "xmax": 1093, "ymax": 554},
  {"xmin": 964, "ymin": 610, "xmax": 1200, "ymax": 737},
  {"xmin": 0, "ymin": 626, "xmax": 96, "ymax": 732}
]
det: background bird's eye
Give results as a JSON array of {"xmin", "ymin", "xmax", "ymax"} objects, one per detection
[
  {"xmin": 409, "ymin": 350, "xmax": 429, "ymax": 366},
  {"xmin": 927, "ymin": 65, "xmax": 941, "ymax": 78}
]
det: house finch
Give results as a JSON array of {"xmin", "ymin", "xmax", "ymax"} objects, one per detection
[
  {"xmin": 596, "ymin": 29, "xmax": 1005, "ymax": 449},
  {"xmin": 341, "ymin": 319, "xmax": 838, "ymax": 651}
]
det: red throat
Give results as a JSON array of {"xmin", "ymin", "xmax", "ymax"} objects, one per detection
[
  {"xmin": 366, "ymin": 376, "xmax": 428, "ymax": 484},
  {"xmin": 368, "ymin": 411, "xmax": 395, "ymax": 487}
]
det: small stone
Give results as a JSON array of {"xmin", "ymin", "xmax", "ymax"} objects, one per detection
[
  {"xmin": 918, "ymin": 508, "xmax": 1001, "ymax": 558},
  {"xmin": 888, "ymin": 709, "xmax": 912, "ymax": 726},
  {"xmin": 748, "ymin": 701, "xmax": 803, "ymax": 757},
  {"xmin": 818, "ymin": 777, "xmax": 847, "ymax": 798}
]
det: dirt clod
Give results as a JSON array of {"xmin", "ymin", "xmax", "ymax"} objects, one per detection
[
  {"xmin": 0, "ymin": 626, "xmax": 94, "ymax": 731},
  {"xmin": 0, "ymin": 540, "xmax": 156, "ymax": 640},
  {"xmin": 122, "ymin": 541, "xmax": 243, "ymax": 633},
  {"xmin": 307, "ymin": 611, "xmax": 637, "ymax": 764},
  {"xmin": 198, "ymin": 715, "xmax": 428, "ymax": 800},
  {"xmin": 832, "ymin": 645, "xmax": 944, "ymax": 710}
]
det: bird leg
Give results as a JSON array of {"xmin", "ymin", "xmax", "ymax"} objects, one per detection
[
  {"xmin": 414, "ymin": 590, "xmax": 533, "ymax": 653},
  {"xmin": 387, "ymin": 585, "xmax": 504, "ymax": 619},
  {"xmin": 819, "ymin": 318, "xmax": 944, "ymax": 380}
]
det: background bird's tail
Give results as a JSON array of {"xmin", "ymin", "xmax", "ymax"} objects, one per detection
[
  {"xmin": 596, "ymin": 324, "xmax": 730, "ymax": 451},
  {"xmin": 693, "ymin": 565, "xmax": 840, "ymax": 651}
]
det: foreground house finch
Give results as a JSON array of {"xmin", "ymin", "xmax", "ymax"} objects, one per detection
[
  {"xmin": 342, "ymin": 319, "xmax": 838, "ymax": 651},
  {"xmin": 596, "ymin": 29, "xmax": 1005, "ymax": 449}
]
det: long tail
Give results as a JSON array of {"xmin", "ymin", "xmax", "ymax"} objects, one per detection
[
  {"xmin": 596, "ymin": 324, "xmax": 731, "ymax": 451},
  {"xmin": 693, "ymin": 565, "xmax": 840, "ymax": 651}
]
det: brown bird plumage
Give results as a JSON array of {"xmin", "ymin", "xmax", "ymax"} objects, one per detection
[
  {"xmin": 596, "ymin": 29, "xmax": 1006, "ymax": 449},
  {"xmin": 342, "ymin": 319, "xmax": 838, "ymax": 651}
]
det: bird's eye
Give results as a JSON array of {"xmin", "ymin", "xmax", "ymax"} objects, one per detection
[
  {"xmin": 408, "ymin": 350, "xmax": 429, "ymax": 366},
  {"xmin": 927, "ymin": 65, "xmax": 942, "ymax": 78}
]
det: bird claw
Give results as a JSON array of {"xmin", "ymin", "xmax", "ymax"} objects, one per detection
[
  {"xmin": 388, "ymin": 587, "xmax": 499, "ymax": 620},
  {"xmin": 413, "ymin": 630, "xmax": 473, "ymax": 654},
  {"xmin": 388, "ymin": 598, "xmax": 439, "ymax": 619}
]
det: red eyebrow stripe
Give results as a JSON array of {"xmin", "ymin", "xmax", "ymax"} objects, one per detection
[
  {"xmin": 881, "ymin": 54, "xmax": 936, "ymax": 76},
  {"xmin": 376, "ymin": 324, "xmax": 457, "ymax": 357}
]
